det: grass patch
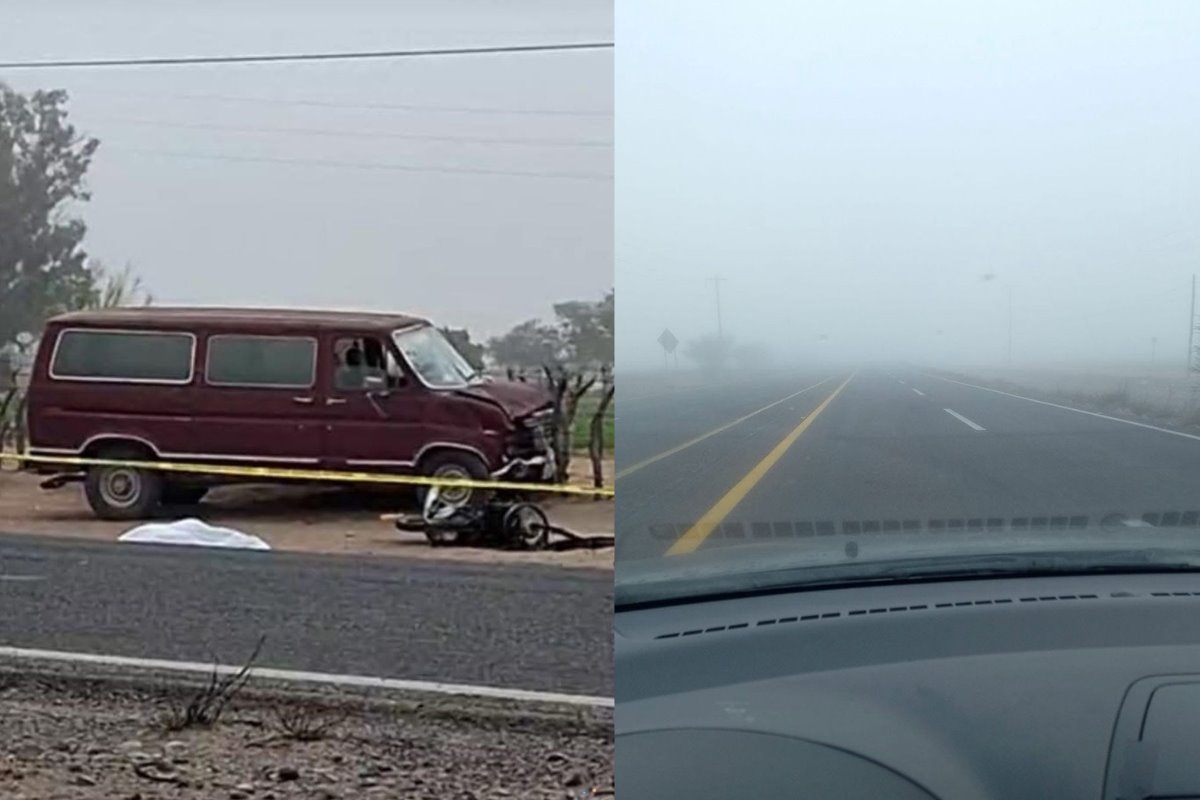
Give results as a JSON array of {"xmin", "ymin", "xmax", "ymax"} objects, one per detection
[
  {"xmin": 571, "ymin": 393, "xmax": 615, "ymax": 452},
  {"xmin": 270, "ymin": 703, "xmax": 347, "ymax": 741}
]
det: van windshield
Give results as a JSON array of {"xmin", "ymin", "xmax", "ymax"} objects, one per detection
[{"xmin": 392, "ymin": 326, "xmax": 478, "ymax": 388}]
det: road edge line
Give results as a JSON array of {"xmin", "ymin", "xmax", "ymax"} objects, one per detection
[
  {"xmin": 615, "ymin": 375, "xmax": 836, "ymax": 480},
  {"xmin": 0, "ymin": 646, "xmax": 613, "ymax": 709},
  {"xmin": 665, "ymin": 373, "xmax": 856, "ymax": 556},
  {"xmin": 925, "ymin": 373, "xmax": 1200, "ymax": 443}
]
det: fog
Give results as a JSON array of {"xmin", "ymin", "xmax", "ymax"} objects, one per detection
[
  {"xmin": 616, "ymin": 1, "xmax": 1200, "ymax": 373},
  {"xmin": 1, "ymin": 0, "xmax": 611, "ymax": 338}
]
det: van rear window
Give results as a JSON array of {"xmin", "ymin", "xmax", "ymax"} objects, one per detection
[
  {"xmin": 205, "ymin": 335, "xmax": 316, "ymax": 388},
  {"xmin": 51, "ymin": 330, "xmax": 195, "ymax": 382}
]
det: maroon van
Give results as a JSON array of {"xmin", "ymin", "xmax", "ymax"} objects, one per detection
[{"xmin": 25, "ymin": 307, "xmax": 556, "ymax": 519}]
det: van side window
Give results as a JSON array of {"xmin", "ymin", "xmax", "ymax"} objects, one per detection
[
  {"xmin": 51, "ymin": 330, "xmax": 194, "ymax": 383},
  {"xmin": 333, "ymin": 337, "xmax": 397, "ymax": 390},
  {"xmin": 206, "ymin": 335, "xmax": 316, "ymax": 388}
]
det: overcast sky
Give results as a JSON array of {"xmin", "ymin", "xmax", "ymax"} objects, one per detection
[
  {"xmin": 0, "ymin": 0, "xmax": 611, "ymax": 339},
  {"xmin": 617, "ymin": 0, "xmax": 1200, "ymax": 369}
]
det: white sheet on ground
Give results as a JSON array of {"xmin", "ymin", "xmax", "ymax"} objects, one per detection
[{"xmin": 118, "ymin": 518, "xmax": 271, "ymax": 551}]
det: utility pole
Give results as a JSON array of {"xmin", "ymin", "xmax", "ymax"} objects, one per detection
[
  {"xmin": 709, "ymin": 275, "xmax": 726, "ymax": 339},
  {"xmin": 1007, "ymin": 285, "xmax": 1013, "ymax": 364},
  {"xmin": 1189, "ymin": 274, "xmax": 1196, "ymax": 375}
]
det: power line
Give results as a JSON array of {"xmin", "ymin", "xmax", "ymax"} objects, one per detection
[
  {"xmin": 109, "ymin": 148, "xmax": 613, "ymax": 181},
  {"xmin": 186, "ymin": 93, "xmax": 611, "ymax": 117},
  {"xmin": 93, "ymin": 117, "xmax": 612, "ymax": 148},
  {"xmin": 0, "ymin": 41, "xmax": 613, "ymax": 70},
  {"xmin": 76, "ymin": 90, "xmax": 613, "ymax": 117}
]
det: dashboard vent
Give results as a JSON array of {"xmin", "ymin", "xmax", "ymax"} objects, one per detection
[{"xmin": 652, "ymin": 590, "xmax": 1200, "ymax": 640}]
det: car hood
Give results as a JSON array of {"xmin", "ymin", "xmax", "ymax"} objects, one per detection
[{"xmin": 454, "ymin": 380, "xmax": 553, "ymax": 419}]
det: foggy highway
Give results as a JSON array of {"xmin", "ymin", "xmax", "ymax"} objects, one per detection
[{"xmin": 615, "ymin": 368, "xmax": 1200, "ymax": 562}]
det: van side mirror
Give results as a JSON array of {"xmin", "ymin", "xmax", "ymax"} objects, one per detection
[{"xmin": 363, "ymin": 374, "xmax": 388, "ymax": 392}]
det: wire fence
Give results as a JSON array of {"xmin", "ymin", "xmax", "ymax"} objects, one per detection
[{"xmin": 489, "ymin": 365, "xmax": 615, "ymax": 445}]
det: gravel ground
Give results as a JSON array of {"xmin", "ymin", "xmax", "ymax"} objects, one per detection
[
  {"xmin": 0, "ymin": 469, "xmax": 614, "ymax": 571},
  {"xmin": 0, "ymin": 669, "xmax": 613, "ymax": 800}
]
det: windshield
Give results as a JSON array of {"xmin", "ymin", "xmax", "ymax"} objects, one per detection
[
  {"xmin": 392, "ymin": 326, "xmax": 478, "ymax": 388},
  {"xmin": 615, "ymin": 3, "xmax": 1200, "ymax": 606}
]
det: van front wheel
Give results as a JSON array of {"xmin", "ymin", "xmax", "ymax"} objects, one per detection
[
  {"xmin": 419, "ymin": 451, "xmax": 490, "ymax": 512},
  {"xmin": 84, "ymin": 455, "xmax": 164, "ymax": 520}
]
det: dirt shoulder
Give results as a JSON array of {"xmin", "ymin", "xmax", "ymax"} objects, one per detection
[
  {"xmin": 0, "ymin": 662, "xmax": 612, "ymax": 800},
  {"xmin": 0, "ymin": 461, "xmax": 613, "ymax": 571}
]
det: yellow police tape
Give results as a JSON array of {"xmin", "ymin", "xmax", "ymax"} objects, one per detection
[{"xmin": 10, "ymin": 452, "xmax": 615, "ymax": 498}]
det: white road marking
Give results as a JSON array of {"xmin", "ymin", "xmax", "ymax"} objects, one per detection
[
  {"xmin": 944, "ymin": 408, "xmax": 986, "ymax": 431},
  {"xmin": 912, "ymin": 388, "xmax": 925, "ymax": 397},
  {"xmin": 0, "ymin": 575, "xmax": 44, "ymax": 582},
  {"xmin": 898, "ymin": 380, "xmax": 906, "ymax": 384},
  {"xmin": 616, "ymin": 375, "xmax": 836, "ymax": 479},
  {"xmin": 0, "ymin": 646, "xmax": 613, "ymax": 708},
  {"xmin": 928, "ymin": 374, "xmax": 1200, "ymax": 443}
]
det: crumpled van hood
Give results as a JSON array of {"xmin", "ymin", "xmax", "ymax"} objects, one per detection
[{"xmin": 454, "ymin": 380, "xmax": 553, "ymax": 419}]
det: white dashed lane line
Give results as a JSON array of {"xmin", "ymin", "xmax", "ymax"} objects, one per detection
[
  {"xmin": 912, "ymin": 388, "xmax": 925, "ymax": 397},
  {"xmin": 944, "ymin": 408, "xmax": 986, "ymax": 431}
]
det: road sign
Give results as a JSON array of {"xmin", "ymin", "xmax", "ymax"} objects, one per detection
[{"xmin": 658, "ymin": 328, "xmax": 679, "ymax": 354}]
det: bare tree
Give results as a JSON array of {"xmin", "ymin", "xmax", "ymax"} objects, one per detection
[
  {"xmin": 0, "ymin": 386, "xmax": 21, "ymax": 454},
  {"xmin": 543, "ymin": 365, "xmax": 596, "ymax": 483},
  {"xmin": 588, "ymin": 365, "xmax": 615, "ymax": 493}
]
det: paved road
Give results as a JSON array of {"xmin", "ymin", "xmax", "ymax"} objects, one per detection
[
  {"xmin": 0, "ymin": 535, "xmax": 612, "ymax": 696},
  {"xmin": 616, "ymin": 367, "xmax": 1200, "ymax": 562}
]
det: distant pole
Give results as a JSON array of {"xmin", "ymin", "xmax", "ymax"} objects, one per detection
[
  {"xmin": 1007, "ymin": 285, "xmax": 1013, "ymax": 364},
  {"xmin": 709, "ymin": 275, "xmax": 726, "ymax": 339},
  {"xmin": 1190, "ymin": 274, "xmax": 1196, "ymax": 374},
  {"xmin": 1151, "ymin": 336, "xmax": 1158, "ymax": 366}
]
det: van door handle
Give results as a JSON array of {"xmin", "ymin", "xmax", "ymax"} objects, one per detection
[
  {"xmin": 292, "ymin": 396, "xmax": 315, "ymax": 405},
  {"xmin": 326, "ymin": 398, "xmax": 348, "ymax": 406}
]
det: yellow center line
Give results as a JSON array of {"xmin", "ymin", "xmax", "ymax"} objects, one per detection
[
  {"xmin": 615, "ymin": 375, "xmax": 836, "ymax": 481},
  {"xmin": 665, "ymin": 372, "xmax": 856, "ymax": 556}
]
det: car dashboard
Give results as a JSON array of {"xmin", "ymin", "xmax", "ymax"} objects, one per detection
[{"xmin": 616, "ymin": 572, "xmax": 1200, "ymax": 799}]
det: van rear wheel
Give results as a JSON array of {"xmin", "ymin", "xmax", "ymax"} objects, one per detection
[{"xmin": 84, "ymin": 448, "xmax": 164, "ymax": 520}]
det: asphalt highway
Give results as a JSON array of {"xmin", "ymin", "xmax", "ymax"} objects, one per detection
[
  {"xmin": 616, "ymin": 367, "xmax": 1200, "ymax": 562},
  {"xmin": 0, "ymin": 534, "xmax": 612, "ymax": 696}
]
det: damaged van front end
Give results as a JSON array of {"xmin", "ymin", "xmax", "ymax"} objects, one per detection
[
  {"xmin": 496, "ymin": 406, "xmax": 558, "ymax": 483},
  {"xmin": 446, "ymin": 378, "xmax": 559, "ymax": 485}
]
